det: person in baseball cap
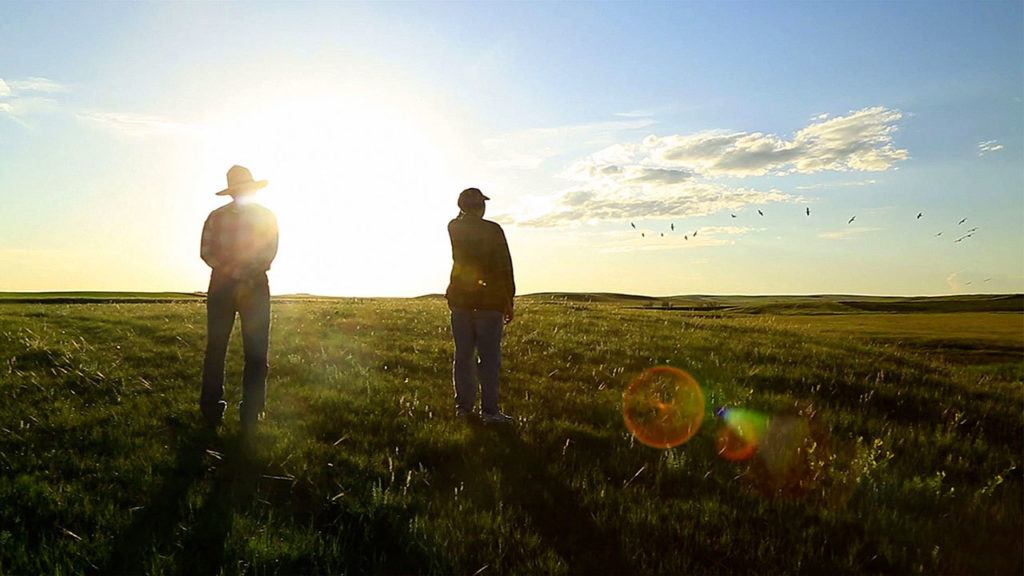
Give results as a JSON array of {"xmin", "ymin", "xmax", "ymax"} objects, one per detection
[{"xmin": 445, "ymin": 187, "xmax": 516, "ymax": 424}]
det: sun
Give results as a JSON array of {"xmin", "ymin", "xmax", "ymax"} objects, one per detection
[{"xmin": 197, "ymin": 87, "xmax": 468, "ymax": 296}]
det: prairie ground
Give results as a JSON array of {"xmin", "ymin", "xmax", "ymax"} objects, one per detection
[{"xmin": 1, "ymin": 295, "xmax": 1021, "ymax": 574}]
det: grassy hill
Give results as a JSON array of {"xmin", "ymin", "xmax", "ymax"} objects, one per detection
[{"xmin": 0, "ymin": 297, "xmax": 1020, "ymax": 574}]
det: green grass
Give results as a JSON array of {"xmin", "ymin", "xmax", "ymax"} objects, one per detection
[{"xmin": 0, "ymin": 297, "xmax": 1021, "ymax": 574}]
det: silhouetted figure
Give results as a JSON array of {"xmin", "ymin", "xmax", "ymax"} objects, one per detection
[
  {"xmin": 693, "ymin": 230, "xmax": 698, "ymax": 237},
  {"xmin": 199, "ymin": 165, "xmax": 278, "ymax": 434},
  {"xmin": 757, "ymin": 209, "xmax": 764, "ymax": 216},
  {"xmin": 446, "ymin": 188, "xmax": 515, "ymax": 424},
  {"xmin": 917, "ymin": 212, "xmax": 923, "ymax": 219},
  {"xmin": 670, "ymin": 223, "xmax": 675, "ymax": 231},
  {"xmin": 630, "ymin": 222, "xmax": 636, "ymax": 229},
  {"xmin": 848, "ymin": 216, "xmax": 856, "ymax": 224},
  {"xmin": 806, "ymin": 207, "xmax": 811, "ymax": 216}
]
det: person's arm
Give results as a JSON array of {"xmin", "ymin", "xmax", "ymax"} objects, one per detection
[
  {"xmin": 498, "ymin": 227, "xmax": 515, "ymax": 323},
  {"xmin": 200, "ymin": 213, "xmax": 221, "ymax": 270}
]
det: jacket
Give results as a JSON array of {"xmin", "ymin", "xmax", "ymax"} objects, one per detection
[{"xmin": 445, "ymin": 214, "xmax": 515, "ymax": 311}]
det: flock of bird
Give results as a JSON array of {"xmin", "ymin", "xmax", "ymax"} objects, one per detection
[{"xmin": 629, "ymin": 209, "xmax": 980, "ymax": 245}]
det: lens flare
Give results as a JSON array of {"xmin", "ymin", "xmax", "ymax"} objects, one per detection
[
  {"xmin": 623, "ymin": 366, "xmax": 705, "ymax": 449},
  {"xmin": 748, "ymin": 413, "xmax": 832, "ymax": 498},
  {"xmin": 715, "ymin": 408, "xmax": 769, "ymax": 461}
]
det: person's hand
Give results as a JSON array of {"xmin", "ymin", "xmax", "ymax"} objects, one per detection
[{"xmin": 504, "ymin": 303, "xmax": 515, "ymax": 325}]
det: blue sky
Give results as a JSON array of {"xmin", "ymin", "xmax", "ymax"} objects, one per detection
[{"xmin": 1, "ymin": 1, "xmax": 1021, "ymax": 295}]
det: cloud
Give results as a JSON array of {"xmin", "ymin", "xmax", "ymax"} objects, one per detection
[
  {"xmin": 516, "ymin": 182, "xmax": 792, "ymax": 227},
  {"xmin": 818, "ymin": 226, "xmax": 881, "ymax": 240},
  {"xmin": 794, "ymin": 179, "xmax": 877, "ymax": 191},
  {"xmin": 77, "ymin": 111, "xmax": 201, "ymax": 138},
  {"xmin": 945, "ymin": 271, "xmax": 962, "ymax": 291},
  {"xmin": 509, "ymin": 106, "xmax": 905, "ymax": 228},
  {"xmin": 6, "ymin": 77, "xmax": 67, "ymax": 93},
  {"xmin": 603, "ymin": 106, "xmax": 907, "ymax": 177},
  {"xmin": 977, "ymin": 140, "xmax": 1004, "ymax": 156},
  {"xmin": 0, "ymin": 76, "xmax": 67, "ymax": 121},
  {"xmin": 482, "ymin": 118, "xmax": 655, "ymax": 170}
]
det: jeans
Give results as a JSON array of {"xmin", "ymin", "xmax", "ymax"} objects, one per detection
[
  {"xmin": 451, "ymin": 308, "xmax": 505, "ymax": 415},
  {"xmin": 200, "ymin": 272, "xmax": 271, "ymax": 425}
]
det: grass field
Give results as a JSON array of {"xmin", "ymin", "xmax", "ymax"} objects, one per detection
[{"xmin": 1, "ymin": 295, "xmax": 1021, "ymax": 574}]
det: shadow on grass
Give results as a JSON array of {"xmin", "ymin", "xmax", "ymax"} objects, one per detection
[
  {"xmin": 442, "ymin": 422, "xmax": 630, "ymax": 575},
  {"xmin": 100, "ymin": 424, "xmax": 257, "ymax": 575}
]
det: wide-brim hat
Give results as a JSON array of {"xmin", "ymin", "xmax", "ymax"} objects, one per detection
[{"xmin": 216, "ymin": 165, "xmax": 268, "ymax": 196}]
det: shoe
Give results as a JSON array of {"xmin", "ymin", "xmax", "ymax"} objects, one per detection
[
  {"xmin": 455, "ymin": 407, "xmax": 473, "ymax": 419},
  {"xmin": 481, "ymin": 411, "xmax": 514, "ymax": 424}
]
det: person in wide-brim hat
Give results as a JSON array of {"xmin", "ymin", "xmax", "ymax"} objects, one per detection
[
  {"xmin": 200, "ymin": 164, "xmax": 279, "ymax": 436},
  {"xmin": 216, "ymin": 164, "xmax": 269, "ymax": 196}
]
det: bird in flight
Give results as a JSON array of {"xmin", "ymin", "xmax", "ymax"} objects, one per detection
[
  {"xmin": 984, "ymin": 278, "xmax": 992, "ymax": 283},
  {"xmin": 935, "ymin": 232, "xmax": 943, "ymax": 236},
  {"xmin": 848, "ymin": 216, "xmax": 856, "ymax": 224},
  {"xmin": 670, "ymin": 223, "xmax": 675, "ymax": 231},
  {"xmin": 641, "ymin": 232, "xmax": 645, "ymax": 238},
  {"xmin": 806, "ymin": 207, "xmax": 811, "ymax": 216},
  {"xmin": 917, "ymin": 212, "xmax": 923, "ymax": 219},
  {"xmin": 757, "ymin": 209, "xmax": 764, "ymax": 216},
  {"xmin": 684, "ymin": 235, "xmax": 689, "ymax": 241},
  {"xmin": 630, "ymin": 222, "xmax": 636, "ymax": 229},
  {"xmin": 958, "ymin": 218, "xmax": 967, "ymax": 225},
  {"xmin": 693, "ymin": 230, "xmax": 698, "ymax": 237},
  {"xmin": 660, "ymin": 233, "xmax": 664, "ymax": 237},
  {"xmin": 731, "ymin": 213, "xmax": 737, "ymax": 218}
]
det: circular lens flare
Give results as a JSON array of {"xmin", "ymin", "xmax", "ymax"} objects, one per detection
[
  {"xmin": 623, "ymin": 366, "xmax": 705, "ymax": 449},
  {"xmin": 715, "ymin": 408, "xmax": 770, "ymax": 461}
]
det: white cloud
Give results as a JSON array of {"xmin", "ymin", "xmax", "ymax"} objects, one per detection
[
  {"xmin": 945, "ymin": 271, "xmax": 962, "ymax": 291},
  {"xmin": 7, "ymin": 77, "xmax": 67, "ymax": 93},
  {"xmin": 977, "ymin": 140, "xmax": 1004, "ymax": 156},
  {"xmin": 603, "ymin": 106, "xmax": 907, "ymax": 177},
  {"xmin": 794, "ymin": 179, "xmax": 877, "ymax": 191},
  {"xmin": 0, "ymin": 76, "xmax": 67, "ymax": 121},
  {"xmin": 515, "ymin": 182, "xmax": 792, "ymax": 227},
  {"xmin": 510, "ymin": 107, "xmax": 905, "ymax": 228},
  {"xmin": 77, "ymin": 111, "xmax": 201, "ymax": 138},
  {"xmin": 818, "ymin": 226, "xmax": 882, "ymax": 240}
]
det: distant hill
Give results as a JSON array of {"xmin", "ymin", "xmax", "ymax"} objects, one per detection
[
  {"xmin": 2, "ymin": 291, "xmax": 1021, "ymax": 313},
  {"xmin": 0, "ymin": 291, "xmax": 205, "ymax": 304},
  {"xmin": 521, "ymin": 292, "xmax": 1024, "ymax": 314}
]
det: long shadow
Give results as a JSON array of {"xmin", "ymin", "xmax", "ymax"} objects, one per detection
[
  {"xmin": 101, "ymin": 424, "xmax": 219, "ymax": 573},
  {"xmin": 175, "ymin": 438, "xmax": 260, "ymax": 575},
  {"xmin": 459, "ymin": 423, "xmax": 630, "ymax": 575}
]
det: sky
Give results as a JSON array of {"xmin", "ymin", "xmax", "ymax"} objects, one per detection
[{"xmin": 1, "ymin": 1, "xmax": 1021, "ymax": 297}]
